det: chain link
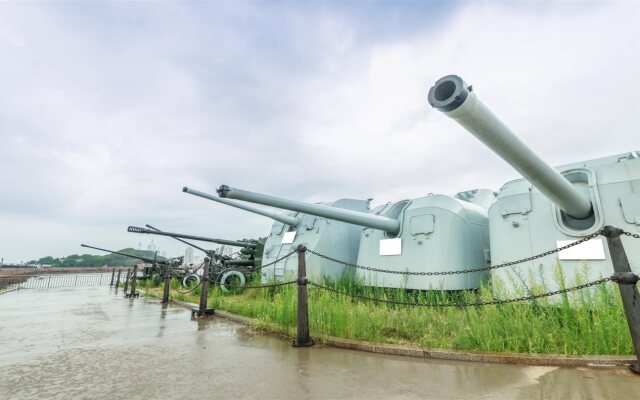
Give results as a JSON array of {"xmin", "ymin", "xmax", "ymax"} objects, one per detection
[
  {"xmin": 214, "ymin": 280, "xmax": 297, "ymax": 290},
  {"xmin": 258, "ymin": 250, "xmax": 298, "ymax": 270},
  {"xmin": 307, "ymin": 232, "xmax": 603, "ymax": 276},
  {"xmin": 621, "ymin": 229, "xmax": 640, "ymax": 239},
  {"xmin": 174, "ymin": 281, "xmax": 202, "ymax": 295},
  {"xmin": 308, "ymin": 277, "xmax": 611, "ymax": 307}
]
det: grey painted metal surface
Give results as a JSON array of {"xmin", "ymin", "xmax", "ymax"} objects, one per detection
[
  {"xmin": 259, "ymin": 197, "xmax": 370, "ymax": 284},
  {"xmin": 428, "ymin": 75, "xmax": 592, "ymax": 220},
  {"xmin": 186, "ymin": 185, "xmax": 369, "ymax": 283},
  {"xmin": 429, "ymin": 74, "xmax": 640, "ymax": 292},
  {"xmin": 218, "ymin": 185, "xmax": 400, "ymax": 233},
  {"xmin": 355, "ymin": 192, "xmax": 492, "ymax": 290},
  {"xmin": 217, "ymin": 185, "xmax": 493, "ymax": 290},
  {"xmin": 183, "ymin": 186, "xmax": 298, "ymax": 227}
]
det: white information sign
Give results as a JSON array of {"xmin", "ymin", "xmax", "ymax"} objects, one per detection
[
  {"xmin": 281, "ymin": 231, "xmax": 297, "ymax": 245},
  {"xmin": 557, "ymin": 238, "xmax": 606, "ymax": 260},
  {"xmin": 379, "ymin": 238, "xmax": 402, "ymax": 256}
]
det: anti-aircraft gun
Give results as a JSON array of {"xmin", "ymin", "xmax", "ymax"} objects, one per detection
[
  {"xmin": 428, "ymin": 74, "xmax": 640, "ymax": 290},
  {"xmin": 183, "ymin": 186, "xmax": 370, "ymax": 284},
  {"xmin": 215, "ymin": 185, "xmax": 494, "ymax": 290},
  {"xmin": 80, "ymin": 244, "xmax": 184, "ymax": 280},
  {"xmin": 127, "ymin": 226, "xmax": 263, "ymax": 289}
]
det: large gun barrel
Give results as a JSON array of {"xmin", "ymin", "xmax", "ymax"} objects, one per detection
[
  {"xmin": 183, "ymin": 187, "xmax": 299, "ymax": 227},
  {"xmin": 217, "ymin": 185, "xmax": 400, "ymax": 234},
  {"xmin": 127, "ymin": 226, "xmax": 257, "ymax": 249},
  {"xmin": 81, "ymin": 244, "xmax": 161, "ymax": 264},
  {"xmin": 428, "ymin": 75, "xmax": 592, "ymax": 219}
]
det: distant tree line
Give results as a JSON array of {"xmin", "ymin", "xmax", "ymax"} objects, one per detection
[{"xmin": 30, "ymin": 249, "xmax": 166, "ymax": 267}]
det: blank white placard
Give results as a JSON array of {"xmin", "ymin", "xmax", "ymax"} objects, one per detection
[
  {"xmin": 281, "ymin": 231, "xmax": 296, "ymax": 244},
  {"xmin": 379, "ymin": 238, "xmax": 402, "ymax": 256},
  {"xmin": 557, "ymin": 238, "xmax": 606, "ymax": 260}
]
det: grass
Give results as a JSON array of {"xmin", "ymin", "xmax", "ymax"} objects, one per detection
[{"xmin": 140, "ymin": 264, "xmax": 634, "ymax": 356}]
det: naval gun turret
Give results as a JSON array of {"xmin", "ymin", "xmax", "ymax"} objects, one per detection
[
  {"xmin": 218, "ymin": 185, "xmax": 494, "ymax": 290},
  {"xmin": 184, "ymin": 186, "xmax": 369, "ymax": 283},
  {"xmin": 429, "ymin": 74, "xmax": 640, "ymax": 290}
]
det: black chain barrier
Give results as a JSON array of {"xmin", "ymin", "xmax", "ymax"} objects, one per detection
[
  {"xmin": 621, "ymin": 230, "xmax": 640, "ymax": 239},
  {"xmin": 174, "ymin": 227, "xmax": 637, "ymax": 306},
  {"xmin": 174, "ymin": 281, "xmax": 202, "ymax": 295},
  {"xmin": 308, "ymin": 277, "xmax": 612, "ymax": 307},
  {"xmin": 162, "ymin": 278, "xmax": 295, "ymax": 295},
  {"xmin": 184, "ymin": 260, "xmax": 206, "ymax": 274},
  {"xmin": 214, "ymin": 280, "xmax": 297, "ymax": 290},
  {"xmin": 258, "ymin": 249, "xmax": 298, "ymax": 270},
  {"xmin": 306, "ymin": 230, "xmax": 625, "ymax": 276}
]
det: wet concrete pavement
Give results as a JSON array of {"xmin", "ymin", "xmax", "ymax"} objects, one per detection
[{"xmin": 1, "ymin": 280, "xmax": 639, "ymax": 399}]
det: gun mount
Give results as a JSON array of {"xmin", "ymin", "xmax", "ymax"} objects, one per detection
[
  {"xmin": 428, "ymin": 74, "xmax": 592, "ymax": 220},
  {"xmin": 127, "ymin": 225, "xmax": 264, "ymax": 290},
  {"xmin": 428, "ymin": 74, "xmax": 640, "ymax": 294},
  {"xmin": 80, "ymin": 243, "xmax": 186, "ymax": 281},
  {"xmin": 215, "ymin": 185, "xmax": 492, "ymax": 291}
]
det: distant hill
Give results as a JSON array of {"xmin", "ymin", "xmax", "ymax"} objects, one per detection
[{"xmin": 33, "ymin": 249, "xmax": 167, "ymax": 267}]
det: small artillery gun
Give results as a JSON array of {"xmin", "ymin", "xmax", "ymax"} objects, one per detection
[
  {"xmin": 126, "ymin": 225, "xmax": 264, "ymax": 291},
  {"xmin": 80, "ymin": 243, "xmax": 186, "ymax": 283}
]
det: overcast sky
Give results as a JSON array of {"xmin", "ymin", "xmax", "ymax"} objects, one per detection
[{"xmin": 1, "ymin": 2, "xmax": 639, "ymax": 262}]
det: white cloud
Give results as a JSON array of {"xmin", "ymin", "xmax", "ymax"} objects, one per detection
[{"xmin": 1, "ymin": 2, "xmax": 639, "ymax": 261}]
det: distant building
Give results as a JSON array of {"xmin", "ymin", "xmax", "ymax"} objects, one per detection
[
  {"xmin": 185, "ymin": 247, "xmax": 194, "ymax": 264},
  {"xmin": 193, "ymin": 254, "xmax": 203, "ymax": 265},
  {"xmin": 147, "ymin": 240, "xmax": 157, "ymax": 253}
]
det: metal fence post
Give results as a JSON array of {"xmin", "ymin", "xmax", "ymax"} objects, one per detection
[
  {"xmin": 126, "ymin": 265, "xmax": 140, "ymax": 298},
  {"xmin": 115, "ymin": 269, "xmax": 121, "ymax": 289},
  {"xmin": 110, "ymin": 268, "xmax": 115, "ymax": 286},
  {"xmin": 604, "ymin": 226, "xmax": 640, "ymax": 374},
  {"xmin": 192, "ymin": 256, "xmax": 214, "ymax": 317},
  {"xmin": 124, "ymin": 269, "xmax": 130, "ymax": 293},
  {"xmin": 293, "ymin": 245, "xmax": 313, "ymax": 347},
  {"xmin": 162, "ymin": 263, "xmax": 171, "ymax": 304}
]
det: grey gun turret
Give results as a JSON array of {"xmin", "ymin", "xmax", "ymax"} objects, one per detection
[
  {"xmin": 428, "ymin": 74, "xmax": 640, "ymax": 292},
  {"xmin": 428, "ymin": 74, "xmax": 592, "ymax": 220},
  {"xmin": 217, "ymin": 185, "xmax": 493, "ymax": 291},
  {"xmin": 183, "ymin": 185, "xmax": 371, "ymax": 284},
  {"xmin": 183, "ymin": 187, "xmax": 298, "ymax": 227}
]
